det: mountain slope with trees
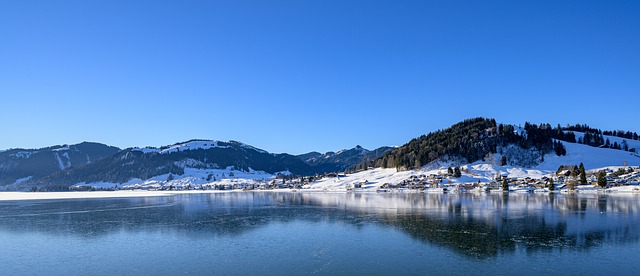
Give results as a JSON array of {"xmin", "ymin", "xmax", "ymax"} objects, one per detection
[
  {"xmin": 376, "ymin": 118, "xmax": 563, "ymax": 170},
  {"xmin": 0, "ymin": 142, "xmax": 120, "ymax": 187},
  {"xmin": 298, "ymin": 145, "xmax": 394, "ymax": 173},
  {"xmin": 31, "ymin": 140, "xmax": 314, "ymax": 188}
]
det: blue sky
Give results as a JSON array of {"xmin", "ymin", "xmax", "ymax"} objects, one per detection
[{"xmin": 1, "ymin": 0, "xmax": 639, "ymax": 154}]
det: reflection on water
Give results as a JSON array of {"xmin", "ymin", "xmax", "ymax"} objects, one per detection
[{"xmin": 1, "ymin": 192, "xmax": 639, "ymax": 259}]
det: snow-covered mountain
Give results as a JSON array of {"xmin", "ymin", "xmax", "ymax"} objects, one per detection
[
  {"xmin": 0, "ymin": 142, "xmax": 120, "ymax": 188},
  {"xmin": 30, "ymin": 139, "xmax": 311, "ymax": 189},
  {"xmin": 298, "ymin": 145, "xmax": 394, "ymax": 173}
]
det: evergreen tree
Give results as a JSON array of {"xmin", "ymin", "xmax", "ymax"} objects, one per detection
[
  {"xmin": 454, "ymin": 166, "xmax": 462, "ymax": 178},
  {"xmin": 448, "ymin": 167, "xmax": 454, "ymax": 175},
  {"xmin": 571, "ymin": 165, "xmax": 580, "ymax": 177},
  {"xmin": 579, "ymin": 164, "xmax": 587, "ymax": 185},
  {"xmin": 597, "ymin": 171, "xmax": 607, "ymax": 188},
  {"xmin": 548, "ymin": 178, "xmax": 555, "ymax": 191},
  {"xmin": 500, "ymin": 155, "xmax": 507, "ymax": 166},
  {"xmin": 502, "ymin": 178, "xmax": 509, "ymax": 192}
]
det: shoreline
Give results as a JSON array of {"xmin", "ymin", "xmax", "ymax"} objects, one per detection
[{"xmin": 1, "ymin": 186, "xmax": 639, "ymax": 201}]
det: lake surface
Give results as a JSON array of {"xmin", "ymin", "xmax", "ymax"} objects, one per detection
[{"xmin": 1, "ymin": 192, "xmax": 640, "ymax": 275}]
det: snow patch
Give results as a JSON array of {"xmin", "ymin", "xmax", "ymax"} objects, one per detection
[
  {"xmin": 13, "ymin": 176, "xmax": 33, "ymax": 185},
  {"xmin": 52, "ymin": 145, "xmax": 70, "ymax": 152},
  {"xmin": 9, "ymin": 151, "xmax": 35, "ymax": 159},
  {"xmin": 53, "ymin": 152, "xmax": 66, "ymax": 170}
]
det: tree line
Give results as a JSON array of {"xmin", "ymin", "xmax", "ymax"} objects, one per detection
[{"xmin": 376, "ymin": 118, "xmax": 638, "ymax": 171}]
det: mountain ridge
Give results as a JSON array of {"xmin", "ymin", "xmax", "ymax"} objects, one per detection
[{"xmin": 2, "ymin": 117, "xmax": 640, "ymax": 191}]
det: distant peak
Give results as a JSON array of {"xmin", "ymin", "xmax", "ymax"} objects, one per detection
[{"xmin": 131, "ymin": 139, "xmax": 268, "ymax": 154}]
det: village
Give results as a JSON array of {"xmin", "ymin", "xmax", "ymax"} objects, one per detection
[{"xmin": 71, "ymin": 165, "xmax": 640, "ymax": 194}]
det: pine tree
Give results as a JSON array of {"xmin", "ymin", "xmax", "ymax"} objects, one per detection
[
  {"xmin": 502, "ymin": 178, "xmax": 509, "ymax": 192},
  {"xmin": 597, "ymin": 171, "xmax": 607, "ymax": 188},
  {"xmin": 579, "ymin": 163, "xmax": 587, "ymax": 184},
  {"xmin": 548, "ymin": 178, "xmax": 555, "ymax": 191},
  {"xmin": 454, "ymin": 166, "xmax": 462, "ymax": 178}
]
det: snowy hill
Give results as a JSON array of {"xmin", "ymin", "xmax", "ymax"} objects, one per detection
[{"xmin": 305, "ymin": 139, "xmax": 640, "ymax": 191}]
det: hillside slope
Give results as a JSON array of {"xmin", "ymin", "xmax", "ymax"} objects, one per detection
[
  {"xmin": 0, "ymin": 142, "xmax": 120, "ymax": 187},
  {"xmin": 33, "ymin": 140, "xmax": 312, "ymax": 187}
]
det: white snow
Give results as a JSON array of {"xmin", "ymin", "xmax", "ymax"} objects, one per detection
[
  {"xmin": 74, "ymin": 167, "xmax": 278, "ymax": 190},
  {"xmin": 54, "ymin": 152, "xmax": 64, "ymax": 170},
  {"xmin": 306, "ymin": 168, "xmax": 412, "ymax": 191},
  {"xmin": 159, "ymin": 141, "xmax": 228, "ymax": 154},
  {"xmin": 52, "ymin": 145, "xmax": 70, "ymax": 152},
  {"xmin": 62, "ymin": 152, "xmax": 71, "ymax": 168},
  {"xmin": 0, "ymin": 190, "xmax": 174, "ymax": 201},
  {"xmin": 539, "ymin": 140, "xmax": 640, "ymax": 170},
  {"xmin": 9, "ymin": 151, "xmax": 34, "ymax": 159},
  {"xmin": 53, "ymin": 152, "xmax": 70, "ymax": 170}
]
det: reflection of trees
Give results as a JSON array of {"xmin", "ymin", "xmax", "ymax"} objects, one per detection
[{"xmin": 0, "ymin": 192, "xmax": 639, "ymax": 258}]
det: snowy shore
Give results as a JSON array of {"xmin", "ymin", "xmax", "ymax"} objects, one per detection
[
  {"xmin": 1, "ymin": 185, "xmax": 639, "ymax": 201},
  {"xmin": 0, "ymin": 190, "xmax": 176, "ymax": 201}
]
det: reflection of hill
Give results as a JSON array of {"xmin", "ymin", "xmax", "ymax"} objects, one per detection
[{"xmin": 0, "ymin": 192, "xmax": 639, "ymax": 258}]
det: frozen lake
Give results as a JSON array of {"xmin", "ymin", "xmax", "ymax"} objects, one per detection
[{"xmin": 1, "ymin": 192, "xmax": 639, "ymax": 275}]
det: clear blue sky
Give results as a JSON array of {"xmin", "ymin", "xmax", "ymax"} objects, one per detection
[{"xmin": 1, "ymin": 0, "xmax": 639, "ymax": 154}]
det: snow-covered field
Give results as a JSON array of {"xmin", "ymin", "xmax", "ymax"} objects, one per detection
[
  {"xmin": 540, "ymin": 139, "xmax": 640, "ymax": 171},
  {"xmin": 0, "ymin": 190, "xmax": 174, "ymax": 201},
  {"xmin": 72, "ymin": 166, "xmax": 284, "ymax": 190}
]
